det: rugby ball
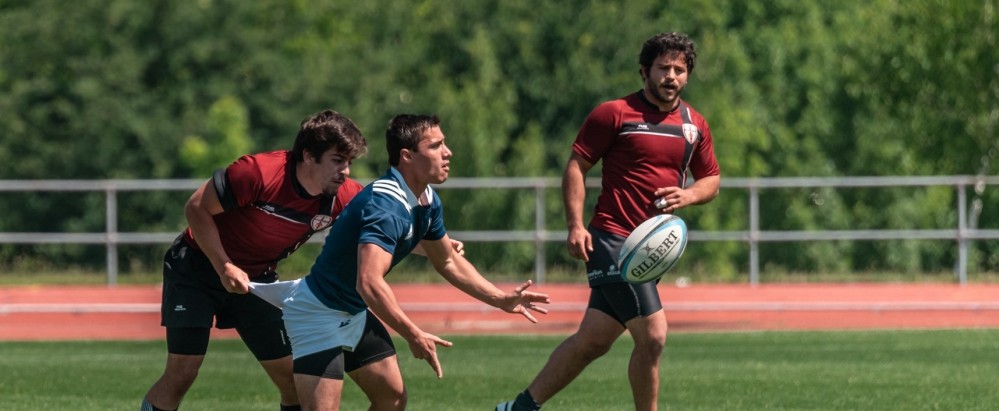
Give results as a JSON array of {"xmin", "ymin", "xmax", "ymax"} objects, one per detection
[{"xmin": 617, "ymin": 214, "xmax": 688, "ymax": 283}]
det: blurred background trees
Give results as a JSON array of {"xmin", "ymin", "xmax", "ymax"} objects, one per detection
[{"xmin": 0, "ymin": 0, "xmax": 996, "ymax": 280}]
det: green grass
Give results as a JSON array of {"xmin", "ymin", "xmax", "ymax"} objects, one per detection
[{"xmin": 1, "ymin": 330, "xmax": 998, "ymax": 410}]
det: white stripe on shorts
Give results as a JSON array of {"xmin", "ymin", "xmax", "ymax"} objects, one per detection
[{"xmin": 247, "ymin": 279, "xmax": 301, "ymax": 308}]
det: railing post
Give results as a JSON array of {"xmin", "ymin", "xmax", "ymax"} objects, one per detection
[
  {"xmin": 957, "ymin": 184, "xmax": 968, "ymax": 285},
  {"xmin": 534, "ymin": 183, "xmax": 546, "ymax": 284},
  {"xmin": 749, "ymin": 184, "xmax": 760, "ymax": 286},
  {"xmin": 105, "ymin": 187, "xmax": 119, "ymax": 286}
]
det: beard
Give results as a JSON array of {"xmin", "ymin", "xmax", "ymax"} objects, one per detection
[
  {"xmin": 648, "ymin": 83, "xmax": 681, "ymax": 107},
  {"xmin": 322, "ymin": 181, "xmax": 342, "ymax": 197}
]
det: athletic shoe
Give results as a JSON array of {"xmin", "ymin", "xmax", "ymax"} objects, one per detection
[{"xmin": 495, "ymin": 400, "xmax": 515, "ymax": 411}]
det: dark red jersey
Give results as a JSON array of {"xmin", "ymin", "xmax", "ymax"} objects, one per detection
[
  {"xmin": 572, "ymin": 92, "xmax": 720, "ymax": 238},
  {"xmin": 181, "ymin": 150, "xmax": 363, "ymax": 279}
]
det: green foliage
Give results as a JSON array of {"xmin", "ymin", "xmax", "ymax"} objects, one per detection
[
  {"xmin": 0, "ymin": 0, "xmax": 996, "ymax": 276},
  {"xmin": 180, "ymin": 96, "xmax": 254, "ymax": 175}
]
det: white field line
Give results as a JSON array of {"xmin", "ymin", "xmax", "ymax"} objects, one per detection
[{"xmin": 3, "ymin": 301, "xmax": 999, "ymax": 314}]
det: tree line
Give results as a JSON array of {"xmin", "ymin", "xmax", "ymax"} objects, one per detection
[{"xmin": 0, "ymin": 0, "xmax": 996, "ymax": 279}]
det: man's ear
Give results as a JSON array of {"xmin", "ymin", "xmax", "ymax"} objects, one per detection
[
  {"xmin": 401, "ymin": 148, "xmax": 413, "ymax": 162},
  {"xmin": 302, "ymin": 150, "xmax": 317, "ymax": 165}
]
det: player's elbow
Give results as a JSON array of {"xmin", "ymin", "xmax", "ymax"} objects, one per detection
[
  {"xmin": 705, "ymin": 186, "xmax": 720, "ymax": 202},
  {"xmin": 355, "ymin": 276, "xmax": 382, "ymax": 302},
  {"xmin": 432, "ymin": 259, "xmax": 459, "ymax": 281},
  {"xmin": 696, "ymin": 175, "xmax": 722, "ymax": 204},
  {"xmin": 183, "ymin": 197, "xmax": 197, "ymax": 218}
]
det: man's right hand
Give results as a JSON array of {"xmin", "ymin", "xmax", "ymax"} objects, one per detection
[
  {"xmin": 566, "ymin": 225, "xmax": 593, "ymax": 262},
  {"xmin": 407, "ymin": 331, "xmax": 453, "ymax": 379},
  {"xmin": 219, "ymin": 262, "xmax": 250, "ymax": 294}
]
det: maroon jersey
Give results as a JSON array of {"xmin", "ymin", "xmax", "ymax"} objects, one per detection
[
  {"xmin": 572, "ymin": 92, "xmax": 720, "ymax": 238},
  {"xmin": 181, "ymin": 150, "xmax": 363, "ymax": 279}
]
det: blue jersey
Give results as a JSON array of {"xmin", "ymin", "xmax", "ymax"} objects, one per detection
[{"xmin": 304, "ymin": 167, "xmax": 447, "ymax": 314}]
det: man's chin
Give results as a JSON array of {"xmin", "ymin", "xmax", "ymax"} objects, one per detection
[{"xmin": 323, "ymin": 185, "xmax": 341, "ymax": 196}]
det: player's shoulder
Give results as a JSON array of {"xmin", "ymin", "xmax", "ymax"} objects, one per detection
[
  {"xmin": 231, "ymin": 150, "xmax": 290, "ymax": 172},
  {"xmin": 339, "ymin": 177, "xmax": 364, "ymax": 197},
  {"xmin": 239, "ymin": 150, "xmax": 289, "ymax": 163},
  {"xmin": 367, "ymin": 177, "xmax": 411, "ymax": 212},
  {"xmin": 588, "ymin": 92, "xmax": 643, "ymax": 119},
  {"xmin": 680, "ymin": 99, "xmax": 710, "ymax": 125},
  {"xmin": 593, "ymin": 93, "xmax": 633, "ymax": 112},
  {"xmin": 222, "ymin": 151, "xmax": 286, "ymax": 186},
  {"xmin": 330, "ymin": 178, "xmax": 366, "ymax": 210}
]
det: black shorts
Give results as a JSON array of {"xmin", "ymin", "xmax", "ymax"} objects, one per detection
[
  {"xmin": 588, "ymin": 281, "xmax": 663, "ymax": 326},
  {"xmin": 160, "ymin": 236, "xmax": 289, "ymax": 358},
  {"xmin": 293, "ymin": 310, "xmax": 396, "ymax": 379},
  {"xmin": 585, "ymin": 227, "xmax": 662, "ymax": 324},
  {"xmin": 585, "ymin": 226, "xmax": 629, "ymax": 286}
]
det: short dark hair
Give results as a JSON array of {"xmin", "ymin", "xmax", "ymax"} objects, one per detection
[
  {"xmin": 385, "ymin": 114, "xmax": 441, "ymax": 166},
  {"xmin": 291, "ymin": 110, "xmax": 367, "ymax": 163},
  {"xmin": 639, "ymin": 32, "xmax": 697, "ymax": 73}
]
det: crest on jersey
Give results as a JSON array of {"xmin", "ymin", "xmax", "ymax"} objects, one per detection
[
  {"xmin": 682, "ymin": 124, "xmax": 699, "ymax": 144},
  {"xmin": 311, "ymin": 214, "xmax": 333, "ymax": 231}
]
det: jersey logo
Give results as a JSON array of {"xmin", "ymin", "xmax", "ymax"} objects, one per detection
[
  {"xmin": 682, "ymin": 124, "xmax": 699, "ymax": 144},
  {"xmin": 311, "ymin": 214, "xmax": 333, "ymax": 231}
]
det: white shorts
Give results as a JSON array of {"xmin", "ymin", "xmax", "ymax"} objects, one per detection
[
  {"xmin": 248, "ymin": 279, "xmax": 301, "ymax": 309},
  {"xmin": 254, "ymin": 279, "xmax": 367, "ymax": 360}
]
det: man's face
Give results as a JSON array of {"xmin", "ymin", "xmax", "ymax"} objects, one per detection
[
  {"xmin": 642, "ymin": 52, "xmax": 689, "ymax": 110},
  {"xmin": 409, "ymin": 126, "xmax": 452, "ymax": 185},
  {"xmin": 305, "ymin": 148, "xmax": 352, "ymax": 197}
]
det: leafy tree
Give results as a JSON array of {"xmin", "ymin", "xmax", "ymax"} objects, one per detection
[{"xmin": 0, "ymin": 0, "xmax": 995, "ymax": 278}]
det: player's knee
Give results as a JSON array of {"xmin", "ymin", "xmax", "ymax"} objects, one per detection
[
  {"xmin": 395, "ymin": 391, "xmax": 409, "ymax": 410},
  {"xmin": 371, "ymin": 388, "xmax": 407, "ymax": 410},
  {"xmin": 268, "ymin": 366, "xmax": 297, "ymax": 395},
  {"xmin": 634, "ymin": 334, "xmax": 667, "ymax": 358},
  {"xmin": 168, "ymin": 368, "xmax": 200, "ymax": 389},
  {"xmin": 278, "ymin": 386, "xmax": 298, "ymax": 406},
  {"xmin": 570, "ymin": 334, "xmax": 614, "ymax": 360}
]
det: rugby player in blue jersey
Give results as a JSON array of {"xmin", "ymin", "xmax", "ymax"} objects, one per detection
[{"xmin": 277, "ymin": 114, "xmax": 551, "ymax": 410}]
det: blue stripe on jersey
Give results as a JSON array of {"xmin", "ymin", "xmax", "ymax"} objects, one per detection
[{"xmin": 304, "ymin": 167, "xmax": 447, "ymax": 314}]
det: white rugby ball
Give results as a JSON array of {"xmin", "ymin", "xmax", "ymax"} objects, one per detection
[{"xmin": 617, "ymin": 214, "xmax": 688, "ymax": 283}]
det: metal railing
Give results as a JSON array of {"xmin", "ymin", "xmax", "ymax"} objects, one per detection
[{"xmin": 1, "ymin": 176, "xmax": 996, "ymax": 285}]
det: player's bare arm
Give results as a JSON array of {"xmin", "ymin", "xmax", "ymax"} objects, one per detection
[
  {"xmin": 422, "ymin": 235, "xmax": 550, "ymax": 323},
  {"xmin": 356, "ymin": 243, "xmax": 453, "ymax": 378},
  {"xmin": 411, "ymin": 238, "xmax": 464, "ymax": 257},
  {"xmin": 562, "ymin": 153, "xmax": 594, "ymax": 261},
  {"xmin": 654, "ymin": 174, "xmax": 721, "ymax": 214},
  {"xmin": 184, "ymin": 180, "xmax": 250, "ymax": 294}
]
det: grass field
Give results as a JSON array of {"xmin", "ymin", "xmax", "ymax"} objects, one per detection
[{"xmin": 2, "ymin": 330, "xmax": 998, "ymax": 410}]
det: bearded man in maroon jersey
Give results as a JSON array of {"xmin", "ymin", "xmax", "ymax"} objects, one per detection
[{"xmin": 498, "ymin": 32, "xmax": 721, "ymax": 411}]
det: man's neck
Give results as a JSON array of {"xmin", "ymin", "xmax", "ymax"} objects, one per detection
[
  {"xmin": 295, "ymin": 161, "xmax": 320, "ymax": 197},
  {"xmin": 393, "ymin": 167, "xmax": 428, "ymax": 206}
]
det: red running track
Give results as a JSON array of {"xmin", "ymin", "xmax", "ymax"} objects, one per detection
[{"xmin": 1, "ymin": 283, "xmax": 998, "ymax": 340}]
